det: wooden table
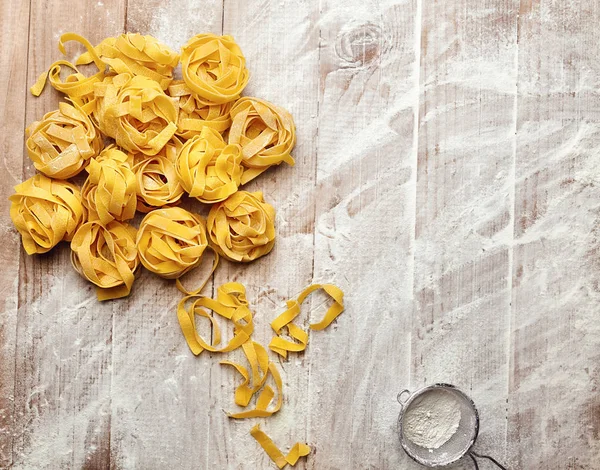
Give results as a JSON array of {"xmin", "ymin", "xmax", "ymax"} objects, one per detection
[{"xmin": 2, "ymin": 0, "xmax": 599, "ymax": 468}]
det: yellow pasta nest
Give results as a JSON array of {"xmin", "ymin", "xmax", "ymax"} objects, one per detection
[
  {"xmin": 92, "ymin": 73, "xmax": 133, "ymax": 131},
  {"xmin": 26, "ymin": 102, "xmax": 102, "ymax": 179},
  {"xmin": 82, "ymin": 147, "xmax": 137, "ymax": 224},
  {"xmin": 176, "ymin": 127, "xmax": 243, "ymax": 203},
  {"xmin": 228, "ymin": 97, "xmax": 296, "ymax": 184},
  {"xmin": 76, "ymin": 33, "xmax": 179, "ymax": 90},
  {"xmin": 133, "ymin": 141, "xmax": 184, "ymax": 212},
  {"xmin": 101, "ymin": 75, "xmax": 178, "ymax": 156},
  {"xmin": 9, "ymin": 174, "xmax": 85, "ymax": 255},
  {"xmin": 181, "ymin": 34, "xmax": 249, "ymax": 105},
  {"xmin": 136, "ymin": 207, "xmax": 209, "ymax": 279},
  {"xmin": 71, "ymin": 220, "xmax": 139, "ymax": 301},
  {"xmin": 207, "ymin": 191, "xmax": 276, "ymax": 262},
  {"xmin": 168, "ymin": 80, "xmax": 232, "ymax": 139}
]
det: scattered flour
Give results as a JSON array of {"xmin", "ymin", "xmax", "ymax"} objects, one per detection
[{"xmin": 403, "ymin": 390, "xmax": 461, "ymax": 450}]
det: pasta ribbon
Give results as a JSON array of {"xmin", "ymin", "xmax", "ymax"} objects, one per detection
[
  {"xmin": 30, "ymin": 33, "xmax": 106, "ymax": 99},
  {"xmin": 181, "ymin": 34, "xmax": 249, "ymax": 105},
  {"xmin": 9, "ymin": 174, "xmax": 85, "ymax": 255},
  {"xmin": 102, "ymin": 75, "xmax": 178, "ymax": 156},
  {"xmin": 168, "ymin": 80, "xmax": 232, "ymax": 138},
  {"xmin": 226, "ymin": 360, "xmax": 283, "ymax": 419},
  {"xmin": 177, "ymin": 283, "xmax": 254, "ymax": 356},
  {"xmin": 82, "ymin": 147, "xmax": 137, "ymax": 224},
  {"xmin": 76, "ymin": 33, "xmax": 179, "ymax": 90},
  {"xmin": 176, "ymin": 127, "xmax": 243, "ymax": 203},
  {"xmin": 70, "ymin": 220, "xmax": 139, "ymax": 301},
  {"xmin": 133, "ymin": 141, "xmax": 184, "ymax": 212},
  {"xmin": 250, "ymin": 424, "xmax": 310, "ymax": 469},
  {"xmin": 269, "ymin": 284, "xmax": 345, "ymax": 358},
  {"xmin": 26, "ymin": 101, "xmax": 103, "ymax": 179},
  {"xmin": 207, "ymin": 191, "xmax": 276, "ymax": 262},
  {"xmin": 136, "ymin": 207, "xmax": 208, "ymax": 279},
  {"xmin": 228, "ymin": 97, "xmax": 296, "ymax": 184},
  {"xmin": 220, "ymin": 341, "xmax": 269, "ymax": 407},
  {"xmin": 92, "ymin": 73, "xmax": 133, "ymax": 130}
]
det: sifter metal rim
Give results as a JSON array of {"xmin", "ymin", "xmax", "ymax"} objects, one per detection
[{"xmin": 397, "ymin": 383, "xmax": 480, "ymax": 467}]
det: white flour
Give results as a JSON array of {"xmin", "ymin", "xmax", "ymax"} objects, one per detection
[{"xmin": 403, "ymin": 390, "xmax": 462, "ymax": 450}]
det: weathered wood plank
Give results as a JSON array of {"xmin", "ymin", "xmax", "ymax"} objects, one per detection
[
  {"xmin": 309, "ymin": 0, "xmax": 418, "ymax": 468},
  {"xmin": 509, "ymin": 1, "xmax": 600, "ymax": 468},
  {"xmin": 0, "ymin": 0, "xmax": 31, "ymax": 467},
  {"xmin": 11, "ymin": 2, "xmax": 125, "ymax": 468},
  {"xmin": 411, "ymin": 0, "xmax": 518, "ymax": 464},
  {"xmin": 106, "ymin": 2, "xmax": 223, "ymax": 470},
  {"xmin": 209, "ymin": 1, "xmax": 321, "ymax": 467}
]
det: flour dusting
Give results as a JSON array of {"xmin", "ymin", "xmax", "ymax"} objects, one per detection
[{"xmin": 403, "ymin": 390, "xmax": 461, "ymax": 450}]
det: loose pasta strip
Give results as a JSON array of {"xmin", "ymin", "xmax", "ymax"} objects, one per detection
[
  {"xmin": 220, "ymin": 341, "xmax": 269, "ymax": 407},
  {"xmin": 250, "ymin": 424, "xmax": 310, "ymax": 469},
  {"xmin": 9, "ymin": 174, "xmax": 86, "ymax": 254},
  {"xmin": 177, "ymin": 283, "xmax": 254, "ymax": 356},
  {"xmin": 269, "ymin": 284, "xmax": 345, "ymax": 358},
  {"xmin": 225, "ymin": 359, "xmax": 283, "ymax": 419}
]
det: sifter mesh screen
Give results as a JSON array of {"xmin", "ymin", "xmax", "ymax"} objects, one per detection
[{"xmin": 398, "ymin": 384, "xmax": 479, "ymax": 467}]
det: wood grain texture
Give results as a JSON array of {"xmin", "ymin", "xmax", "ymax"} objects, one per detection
[
  {"xmin": 13, "ymin": 1, "xmax": 125, "ymax": 469},
  {"xmin": 2, "ymin": 0, "xmax": 600, "ymax": 468},
  {"xmin": 0, "ymin": 0, "xmax": 30, "ymax": 467},
  {"xmin": 411, "ymin": 0, "xmax": 518, "ymax": 466},
  {"xmin": 509, "ymin": 0, "xmax": 600, "ymax": 468},
  {"xmin": 310, "ymin": 0, "xmax": 417, "ymax": 468}
]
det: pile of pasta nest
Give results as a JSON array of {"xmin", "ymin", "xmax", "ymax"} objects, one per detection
[{"xmin": 9, "ymin": 32, "xmax": 346, "ymax": 468}]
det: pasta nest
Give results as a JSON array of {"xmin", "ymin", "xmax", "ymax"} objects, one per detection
[
  {"xmin": 168, "ymin": 80, "xmax": 232, "ymax": 139},
  {"xmin": 181, "ymin": 34, "xmax": 249, "ymax": 105},
  {"xmin": 207, "ymin": 191, "xmax": 276, "ymax": 262},
  {"xmin": 176, "ymin": 127, "xmax": 243, "ymax": 203},
  {"xmin": 9, "ymin": 174, "xmax": 86, "ymax": 255},
  {"xmin": 228, "ymin": 97, "xmax": 296, "ymax": 184},
  {"xmin": 26, "ymin": 101, "xmax": 103, "ymax": 179},
  {"xmin": 76, "ymin": 33, "xmax": 179, "ymax": 90},
  {"xmin": 82, "ymin": 147, "xmax": 137, "ymax": 224},
  {"xmin": 136, "ymin": 207, "xmax": 209, "ymax": 279},
  {"xmin": 70, "ymin": 220, "xmax": 139, "ymax": 301},
  {"xmin": 132, "ymin": 140, "xmax": 184, "ymax": 212},
  {"xmin": 101, "ymin": 75, "xmax": 178, "ymax": 156}
]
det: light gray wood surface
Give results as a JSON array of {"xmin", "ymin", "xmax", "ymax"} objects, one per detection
[{"xmin": 1, "ymin": 0, "xmax": 599, "ymax": 468}]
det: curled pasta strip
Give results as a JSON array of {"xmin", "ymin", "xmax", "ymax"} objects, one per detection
[
  {"xmin": 102, "ymin": 75, "xmax": 178, "ymax": 156},
  {"xmin": 250, "ymin": 424, "xmax": 310, "ymax": 469},
  {"xmin": 176, "ymin": 127, "xmax": 243, "ymax": 203},
  {"xmin": 269, "ymin": 284, "xmax": 345, "ymax": 358},
  {"xmin": 9, "ymin": 174, "xmax": 85, "ymax": 255},
  {"xmin": 226, "ymin": 359, "xmax": 283, "ymax": 419},
  {"xmin": 82, "ymin": 147, "xmax": 137, "ymax": 224},
  {"xmin": 77, "ymin": 33, "xmax": 179, "ymax": 90},
  {"xmin": 207, "ymin": 191, "xmax": 276, "ymax": 262},
  {"xmin": 136, "ymin": 207, "xmax": 208, "ymax": 279},
  {"xmin": 26, "ymin": 102, "xmax": 103, "ymax": 179},
  {"xmin": 220, "ymin": 341, "xmax": 269, "ymax": 407},
  {"xmin": 30, "ymin": 33, "xmax": 106, "ymax": 101},
  {"xmin": 177, "ymin": 282, "xmax": 254, "ymax": 356},
  {"xmin": 70, "ymin": 220, "xmax": 139, "ymax": 301},
  {"xmin": 168, "ymin": 80, "xmax": 232, "ymax": 138},
  {"xmin": 228, "ymin": 97, "xmax": 296, "ymax": 184},
  {"xmin": 181, "ymin": 34, "xmax": 249, "ymax": 105},
  {"xmin": 133, "ymin": 142, "xmax": 184, "ymax": 212}
]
